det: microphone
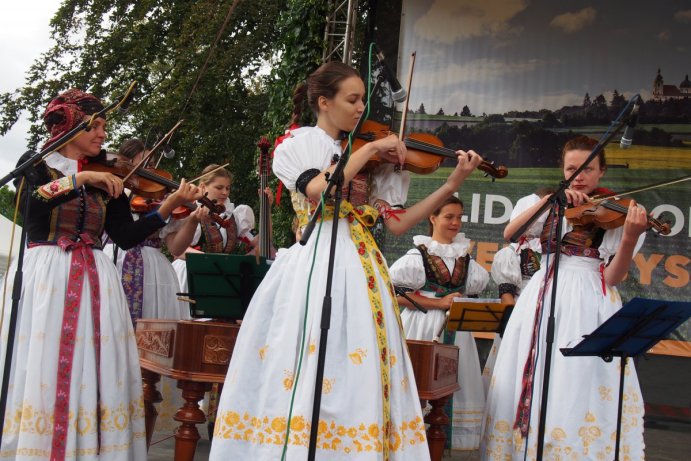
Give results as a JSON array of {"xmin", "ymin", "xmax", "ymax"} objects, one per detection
[
  {"xmin": 620, "ymin": 96, "xmax": 640, "ymax": 149},
  {"xmin": 163, "ymin": 145, "xmax": 176, "ymax": 159},
  {"xmin": 374, "ymin": 45, "xmax": 407, "ymax": 103}
]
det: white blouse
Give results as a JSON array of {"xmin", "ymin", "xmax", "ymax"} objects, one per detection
[
  {"xmin": 389, "ymin": 234, "xmax": 489, "ymax": 296},
  {"xmin": 272, "ymin": 126, "xmax": 410, "ymax": 207}
]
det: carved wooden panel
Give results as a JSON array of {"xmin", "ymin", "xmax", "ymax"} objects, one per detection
[
  {"xmin": 136, "ymin": 329, "xmax": 175, "ymax": 358},
  {"xmin": 202, "ymin": 334, "xmax": 236, "ymax": 365},
  {"xmin": 434, "ymin": 354, "xmax": 458, "ymax": 381}
]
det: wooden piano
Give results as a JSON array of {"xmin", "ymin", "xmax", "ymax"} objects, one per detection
[{"xmin": 136, "ymin": 319, "xmax": 460, "ymax": 461}]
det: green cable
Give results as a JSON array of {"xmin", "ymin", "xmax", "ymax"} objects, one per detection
[
  {"xmin": 280, "ymin": 45, "xmax": 376, "ymax": 458},
  {"xmin": 280, "ymin": 192, "xmax": 325, "ymax": 460}
]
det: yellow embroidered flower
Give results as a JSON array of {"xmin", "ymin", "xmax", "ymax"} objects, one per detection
[
  {"xmin": 322, "ymin": 378, "xmax": 335, "ymax": 394},
  {"xmin": 283, "ymin": 370, "xmax": 295, "ymax": 390},
  {"xmin": 271, "ymin": 417, "xmax": 287, "ymax": 432},
  {"xmin": 495, "ymin": 420, "xmax": 511, "ymax": 433},
  {"xmin": 258, "ymin": 345, "xmax": 268, "ymax": 360},
  {"xmin": 318, "ymin": 420, "xmax": 328, "ymax": 435},
  {"xmin": 223, "ymin": 411, "xmax": 240, "ymax": 426},
  {"xmin": 550, "ymin": 427, "xmax": 566, "ymax": 441},
  {"xmin": 368, "ymin": 423, "xmax": 380, "ymax": 438},
  {"xmin": 348, "ymin": 348, "xmax": 367, "ymax": 365},
  {"xmin": 389, "ymin": 354, "xmax": 397, "ymax": 366},
  {"xmin": 309, "ymin": 342, "xmax": 316, "ymax": 355},
  {"xmin": 290, "ymin": 415, "xmax": 306, "ymax": 432}
]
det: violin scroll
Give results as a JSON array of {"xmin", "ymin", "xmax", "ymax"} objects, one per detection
[{"xmin": 476, "ymin": 157, "xmax": 508, "ymax": 180}]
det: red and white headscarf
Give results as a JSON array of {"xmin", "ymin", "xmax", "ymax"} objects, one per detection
[{"xmin": 42, "ymin": 88, "xmax": 104, "ymax": 149}]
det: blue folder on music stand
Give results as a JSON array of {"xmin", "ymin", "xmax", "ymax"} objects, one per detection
[{"xmin": 561, "ymin": 297, "xmax": 691, "ymax": 461}]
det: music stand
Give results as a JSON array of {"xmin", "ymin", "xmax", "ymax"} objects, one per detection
[
  {"xmin": 181, "ymin": 253, "xmax": 271, "ymax": 319},
  {"xmin": 561, "ymin": 297, "xmax": 691, "ymax": 461},
  {"xmin": 446, "ymin": 298, "xmax": 514, "ymax": 336}
]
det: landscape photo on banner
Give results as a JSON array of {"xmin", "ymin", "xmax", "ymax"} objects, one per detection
[{"xmin": 378, "ymin": 0, "xmax": 691, "ymax": 354}]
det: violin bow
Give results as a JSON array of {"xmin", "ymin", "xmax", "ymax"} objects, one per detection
[
  {"xmin": 397, "ymin": 51, "xmax": 416, "ymax": 141},
  {"xmin": 591, "ymin": 174, "xmax": 691, "ymax": 201},
  {"xmin": 189, "ymin": 163, "xmax": 230, "ymax": 184},
  {"xmin": 121, "ymin": 120, "xmax": 184, "ymax": 185}
]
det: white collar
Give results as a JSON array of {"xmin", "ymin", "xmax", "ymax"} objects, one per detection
[
  {"xmin": 44, "ymin": 153, "xmax": 78, "ymax": 176},
  {"xmin": 413, "ymin": 233, "xmax": 472, "ymax": 258}
]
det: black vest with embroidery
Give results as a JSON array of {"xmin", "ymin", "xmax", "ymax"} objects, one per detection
[
  {"xmin": 197, "ymin": 218, "xmax": 245, "ymax": 254},
  {"xmin": 540, "ymin": 212, "xmax": 605, "ymax": 259},
  {"xmin": 416, "ymin": 244, "xmax": 471, "ymax": 296}
]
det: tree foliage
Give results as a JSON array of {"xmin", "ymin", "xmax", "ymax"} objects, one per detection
[{"xmin": 0, "ymin": 0, "xmax": 341, "ymax": 247}]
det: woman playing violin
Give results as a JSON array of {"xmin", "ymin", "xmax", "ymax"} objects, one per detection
[
  {"xmin": 167, "ymin": 164, "xmax": 263, "ymax": 295},
  {"xmin": 209, "ymin": 61, "xmax": 483, "ymax": 460},
  {"xmin": 0, "ymin": 89, "xmax": 200, "ymax": 460},
  {"xmin": 481, "ymin": 136, "xmax": 647, "ymax": 460},
  {"xmin": 104, "ymin": 138, "xmax": 190, "ymax": 325}
]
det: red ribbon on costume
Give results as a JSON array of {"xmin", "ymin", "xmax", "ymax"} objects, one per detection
[
  {"xmin": 46, "ymin": 234, "xmax": 102, "ymax": 458},
  {"xmin": 514, "ymin": 261, "xmax": 556, "ymax": 437}
]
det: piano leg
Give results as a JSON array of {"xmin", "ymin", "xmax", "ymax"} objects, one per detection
[
  {"xmin": 425, "ymin": 395, "xmax": 452, "ymax": 461},
  {"xmin": 173, "ymin": 380, "xmax": 213, "ymax": 461},
  {"xmin": 141, "ymin": 369, "xmax": 163, "ymax": 450}
]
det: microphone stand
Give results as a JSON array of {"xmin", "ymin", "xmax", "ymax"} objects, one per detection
[
  {"xmin": 301, "ymin": 77, "xmax": 383, "ymax": 461},
  {"xmin": 0, "ymin": 82, "xmax": 137, "ymax": 444},
  {"xmin": 507, "ymin": 95, "xmax": 640, "ymax": 461}
]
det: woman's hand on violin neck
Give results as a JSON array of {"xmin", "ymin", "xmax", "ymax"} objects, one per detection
[
  {"xmin": 157, "ymin": 178, "xmax": 202, "ymax": 219},
  {"xmin": 77, "ymin": 171, "xmax": 124, "ymax": 198},
  {"xmin": 564, "ymin": 189, "xmax": 590, "ymax": 207},
  {"xmin": 370, "ymin": 133, "xmax": 406, "ymax": 166},
  {"xmin": 622, "ymin": 200, "xmax": 649, "ymax": 241},
  {"xmin": 445, "ymin": 150, "xmax": 483, "ymax": 189},
  {"xmin": 169, "ymin": 179, "xmax": 203, "ymax": 206}
]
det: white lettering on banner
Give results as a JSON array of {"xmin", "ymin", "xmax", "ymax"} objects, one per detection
[
  {"xmin": 650, "ymin": 204, "xmax": 685, "ymax": 237},
  {"xmin": 484, "ymin": 194, "xmax": 513, "ymax": 224}
]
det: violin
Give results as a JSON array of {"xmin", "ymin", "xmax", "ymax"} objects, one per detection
[
  {"xmin": 85, "ymin": 152, "xmax": 232, "ymax": 227},
  {"xmin": 170, "ymin": 200, "xmax": 231, "ymax": 227},
  {"xmin": 565, "ymin": 196, "xmax": 670, "ymax": 235},
  {"xmin": 130, "ymin": 196, "xmax": 162, "ymax": 213},
  {"xmin": 346, "ymin": 120, "xmax": 508, "ymax": 179}
]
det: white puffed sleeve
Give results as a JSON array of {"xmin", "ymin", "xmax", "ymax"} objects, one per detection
[
  {"xmin": 388, "ymin": 249, "xmax": 426, "ymax": 290},
  {"xmin": 233, "ymin": 204, "xmax": 256, "ymax": 240},
  {"xmin": 369, "ymin": 163, "xmax": 410, "ymax": 207},
  {"xmin": 511, "ymin": 193, "xmax": 550, "ymax": 238},
  {"xmin": 490, "ymin": 245, "xmax": 523, "ymax": 287},
  {"xmin": 272, "ymin": 127, "xmax": 335, "ymax": 192},
  {"xmin": 598, "ymin": 225, "xmax": 646, "ymax": 264},
  {"xmin": 465, "ymin": 259, "xmax": 490, "ymax": 295}
]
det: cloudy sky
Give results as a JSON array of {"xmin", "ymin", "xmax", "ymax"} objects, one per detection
[
  {"xmin": 2, "ymin": 0, "xmax": 690, "ymax": 179},
  {"xmin": 0, "ymin": 1, "xmax": 59, "ymax": 179},
  {"xmin": 399, "ymin": 0, "xmax": 691, "ymax": 116}
]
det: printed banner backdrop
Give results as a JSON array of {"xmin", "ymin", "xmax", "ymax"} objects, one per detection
[{"xmin": 381, "ymin": 0, "xmax": 691, "ymax": 355}]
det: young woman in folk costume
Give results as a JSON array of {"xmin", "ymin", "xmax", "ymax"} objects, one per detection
[
  {"xmin": 388, "ymin": 195, "xmax": 489, "ymax": 451},
  {"xmin": 104, "ymin": 138, "xmax": 189, "ymax": 324},
  {"xmin": 166, "ymin": 163, "xmax": 265, "ymax": 437},
  {"xmin": 209, "ymin": 61, "xmax": 483, "ymax": 460},
  {"xmin": 481, "ymin": 136, "xmax": 648, "ymax": 460},
  {"xmin": 483, "ymin": 188, "xmax": 551, "ymax": 394},
  {"xmin": 102, "ymin": 138, "xmax": 191, "ymax": 441},
  {"xmin": 0, "ymin": 89, "xmax": 200, "ymax": 460},
  {"xmin": 168, "ymin": 164, "xmax": 258, "ymax": 294}
]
